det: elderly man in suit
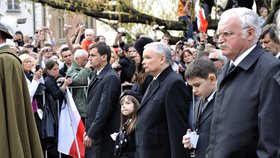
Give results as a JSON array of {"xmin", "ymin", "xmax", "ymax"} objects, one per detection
[
  {"xmin": 206, "ymin": 8, "xmax": 280, "ymax": 158},
  {"xmin": 135, "ymin": 42, "xmax": 191, "ymax": 158},
  {"xmin": 83, "ymin": 42, "xmax": 121, "ymax": 158}
]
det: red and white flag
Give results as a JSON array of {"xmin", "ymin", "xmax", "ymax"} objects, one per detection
[
  {"xmin": 195, "ymin": 0, "xmax": 208, "ymax": 33},
  {"xmin": 58, "ymin": 88, "xmax": 85, "ymax": 158}
]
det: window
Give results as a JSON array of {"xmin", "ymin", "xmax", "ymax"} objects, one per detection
[{"xmin": 7, "ymin": 0, "xmax": 20, "ymax": 10}]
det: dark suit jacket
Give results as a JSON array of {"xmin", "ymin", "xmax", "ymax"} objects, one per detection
[
  {"xmin": 193, "ymin": 98, "xmax": 214, "ymax": 158},
  {"xmin": 85, "ymin": 64, "xmax": 121, "ymax": 158},
  {"xmin": 135, "ymin": 66, "xmax": 191, "ymax": 158},
  {"xmin": 206, "ymin": 44, "xmax": 280, "ymax": 158}
]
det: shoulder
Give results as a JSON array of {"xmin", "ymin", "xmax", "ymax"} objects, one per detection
[{"xmin": 257, "ymin": 52, "xmax": 280, "ymax": 73}]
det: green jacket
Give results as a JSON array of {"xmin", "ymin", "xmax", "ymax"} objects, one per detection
[
  {"xmin": 0, "ymin": 45, "xmax": 44, "ymax": 158},
  {"xmin": 66, "ymin": 62, "xmax": 92, "ymax": 117}
]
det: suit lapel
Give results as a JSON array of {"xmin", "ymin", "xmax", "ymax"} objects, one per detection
[
  {"xmin": 139, "ymin": 66, "xmax": 173, "ymax": 111},
  {"xmin": 87, "ymin": 64, "xmax": 111, "ymax": 92},
  {"xmin": 140, "ymin": 80, "xmax": 159, "ymax": 106},
  {"xmin": 219, "ymin": 44, "xmax": 263, "ymax": 86},
  {"xmin": 198, "ymin": 100, "xmax": 214, "ymax": 126}
]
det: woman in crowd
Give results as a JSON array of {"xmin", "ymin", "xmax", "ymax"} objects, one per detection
[
  {"xmin": 43, "ymin": 59, "xmax": 72, "ymax": 158},
  {"xmin": 19, "ymin": 53, "xmax": 45, "ymax": 151},
  {"xmin": 131, "ymin": 37, "xmax": 153, "ymax": 96}
]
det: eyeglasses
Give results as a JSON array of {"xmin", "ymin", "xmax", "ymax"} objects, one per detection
[
  {"xmin": 209, "ymin": 58, "xmax": 220, "ymax": 61},
  {"xmin": 215, "ymin": 27, "xmax": 250, "ymax": 39}
]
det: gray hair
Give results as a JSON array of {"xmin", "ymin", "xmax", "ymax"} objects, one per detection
[
  {"xmin": 215, "ymin": 49, "xmax": 228, "ymax": 63},
  {"xmin": 220, "ymin": 7, "xmax": 261, "ymax": 41},
  {"xmin": 144, "ymin": 42, "xmax": 172, "ymax": 65},
  {"xmin": 74, "ymin": 49, "xmax": 88, "ymax": 60}
]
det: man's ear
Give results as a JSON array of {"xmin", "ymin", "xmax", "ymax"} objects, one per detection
[
  {"xmin": 160, "ymin": 55, "xmax": 166, "ymax": 64},
  {"xmin": 101, "ymin": 54, "xmax": 107, "ymax": 61},
  {"xmin": 208, "ymin": 73, "xmax": 217, "ymax": 83}
]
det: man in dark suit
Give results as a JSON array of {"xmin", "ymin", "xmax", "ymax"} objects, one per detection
[
  {"xmin": 206, "ymin": 8, "xmax": 280, "ymax": 158},
  {"xmin": 182, "ymin": 59, "xmax": 217, "ymax": 158},
  {"xmin": 83, "ymin": 42, "xmax": 121, "ymax": 158},
  {"xmin": 259, "ymin": 24, "xmax": 280, "ymax": 58},
  {"xmin": 135, "ymin": 42, "xmax": 191, "ymax": 158}
]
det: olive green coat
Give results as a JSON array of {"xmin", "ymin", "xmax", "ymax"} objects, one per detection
[
  {"xmin": 0, "ymin": 45, "xmax": 44, "ymax": 158},
  {"xmin": 66, "ymin": 62, "xmax": 92, "ymax": 117}
]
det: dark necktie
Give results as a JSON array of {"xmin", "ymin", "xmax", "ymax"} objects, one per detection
[
  {"xmin": 226, "ymin": 63, "xmax": 235, "ymax": 75},
  {"xmin": 199, "ymin": 99, "xmax": 208, "ymax": 114},
  {"xmin": 195, "ymin": 99, "xmax": 207, "ymax": 130},
  {"xmin": 142, "ymin": 80, "xmax": 155, "ymax": 101}
]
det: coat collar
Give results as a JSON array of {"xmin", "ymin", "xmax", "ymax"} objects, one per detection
[
  {"xmin": 88, "ymin": 63, "xmax": 111, "ymax": 89},
  {"xmin": 219, "ymin": 44, "xmax": 263, "ymax": 84},
  {"xmin": 0, "ymin": 45, "xmax": 21, "ymax": 63}
]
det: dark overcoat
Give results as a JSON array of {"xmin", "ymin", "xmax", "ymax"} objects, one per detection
[
  {"xmin": 85, "ymin": 64, "xmax": 121, "ymax": 158},
  {"xmin": 135, "ymin": 66, "xmax": 191, "ymax": 158},
  {"xmin": 206, "ymin": 44, "xmax": 280, "ymax": 158}
]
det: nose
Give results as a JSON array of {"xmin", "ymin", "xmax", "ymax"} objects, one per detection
[
  {"xmin": 261, "ymin": 43, "xmax": 267, "ymax": 49},
  {"xmin": 192, "ymin": 87, "xmax": 198, "ymax": 94},
  {"xmin": 142, "ymin": 59, "xmax": 145, "ymax": 65},
  {"xmin": 217, "ymin": 35, "xmax": 225, "ymax": 44}
]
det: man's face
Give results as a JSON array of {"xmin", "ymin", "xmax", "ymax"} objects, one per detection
[
  {"xmin": 187, "ymin": 76, "xmax": 215, "ymax": 99},
  {"xmin": 209, "ymin": 52, "xmax": 224, "ymax": 71},
  {"xmin": 43, "ymin": 46, "xmax": 53, "ymax": 59},
  {"xmin": 61, "ymin": 50, "xmax": 73, "ymax": 65},
  {"xmin": 217, "ymin": 16, "xmax": 249, "ymax": 60},
  {"xmin": 161, "ymin": 37, "xmax": 170, "ymax": 45},
  {"xmin": 76, "ymin": 54, "xmax": 88, "ymax": 68},
  {"xmin": 142, "ymin": 48, "xmax": 165, "ymax": 77},
  {"xmin": 127, "ymin": 47, "xmax": 137, "ymax": 58},
  {"xmin": 260, "ymin": 34, "xmax": 280, "ymax": 56},
  {"xmin": 88, "ymin": 48, "xmax": 105, "ymax": 70}
]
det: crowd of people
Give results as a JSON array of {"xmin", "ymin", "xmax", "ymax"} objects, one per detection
[{"xmin": 0, "ymin": 2, "xmax": 280, "ymax": 158}]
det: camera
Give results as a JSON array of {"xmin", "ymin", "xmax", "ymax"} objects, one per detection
[
  {"xmin": 152, "ymin": 24, "xmax": 165, "ymax": 30},
  {"xmin": 35, "ymin": 65, "xmax": 41, "ymax": 71},
  {"xmin": 117, "ymin": 28, "xmax": 126, "ymax": 36},
  {"xmin": 64, "ymin": 24, "xmax": 72, "ymax": 29},
  {"xmin": 66, "ymin": 75, "xmax": 71, "ymax": 79}
]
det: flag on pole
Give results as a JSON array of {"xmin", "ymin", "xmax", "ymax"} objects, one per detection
[
  {"xmin": 58, "ymin": 88, "xmax": 85, "ymax": 158},
  {"xmin": 195, "ymin": 0, "xmax": 208, "ymax": 33}
]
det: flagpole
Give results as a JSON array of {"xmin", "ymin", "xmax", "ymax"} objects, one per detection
[{"xmin": 65, "ymin": 88, "xmax": 81, "ymax": 158}]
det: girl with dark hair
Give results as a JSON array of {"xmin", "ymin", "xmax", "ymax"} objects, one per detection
[{"xmin": 115, "ymin": 91, "xmax": 141, "ymax": 158}]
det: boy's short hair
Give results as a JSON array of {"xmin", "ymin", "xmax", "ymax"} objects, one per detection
[{"xmin": 185, "ymin": 59, "xmax": 217, "ymax": 80}]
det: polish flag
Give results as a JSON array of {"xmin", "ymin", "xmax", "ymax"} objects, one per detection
[
  {"xmin": 195, "ymin": 0, "xmax": 208, "ymax": 33},
  {"xmin": 58, "ymin": 88, "xmax": 85, "ymax": 158}
]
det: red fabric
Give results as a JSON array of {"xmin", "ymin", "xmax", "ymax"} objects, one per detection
[
  {"xmin": 69, "ymin": 120, "xmax": 85, "ymax": 158},
  {"xmin": 197, "ymin": 9, "xmax": 208, "ymax": 33},
  {"xmin": 81, "ymin": 39, "xmax": 94, "ymax": 52}
]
